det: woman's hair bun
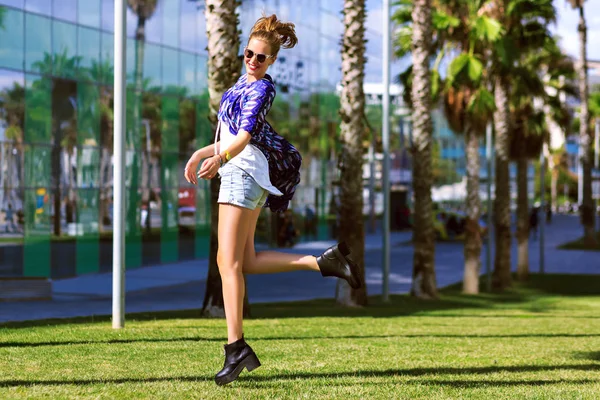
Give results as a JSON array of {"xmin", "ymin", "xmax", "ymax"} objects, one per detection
[{"xmin": 250, "ymin": 14, "xmax": 298, "ymax": 50}]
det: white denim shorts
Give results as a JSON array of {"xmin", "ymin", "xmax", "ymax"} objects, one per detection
[{"xmin": 217, "ymin": 163, "xmax": 268, "ymax": 210}]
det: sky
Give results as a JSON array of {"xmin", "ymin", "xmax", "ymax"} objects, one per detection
[{"xmin": 553, "ymin": 1, "xmax": 600, "ymax": 61}]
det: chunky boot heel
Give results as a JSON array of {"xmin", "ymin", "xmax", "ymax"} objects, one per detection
[
  {"xmin": 214, "ymin": 336, "xmax": 261, "ymax": 386},
  {"xmin": 244, "ymin": 352, "xmax": 261, "ymax": 372},
  {"xmin": 316, "ymin": 241, "xmax": 361, "ymax": 289}
]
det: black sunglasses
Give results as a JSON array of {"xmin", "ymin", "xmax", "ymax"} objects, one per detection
[{"xmin": 244, "ymin": 47, "xmax": 274, "ymax": 64}]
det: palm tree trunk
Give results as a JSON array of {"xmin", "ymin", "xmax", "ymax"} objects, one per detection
[
  {"xmin": 492, "ymin": 75, "xmax": 512, "ymax": 290},
  {"xmin": 516, "ymin": 155, "xmax": 529, "ymax": 280},
  {"xmin": 576, "ymin": 5, "xmax": 596, "ymax": 245},
  {"xmin": 337, "ymin": 0, "xmax": 368, "ymax": 306},
  {"xmin": 463, "ymin": 127, "xmax": 481, "ymax": 294},
  {"xmin": 202, "ymin": 0, "xmax": 246, "ymax": 317},
  {"xmin": 410, "ymin": 0, "xmax": 437, "ymax": 298}
]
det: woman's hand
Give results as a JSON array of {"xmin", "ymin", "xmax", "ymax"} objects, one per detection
[
  {"xmin": 184, "ymin": 155, "xmax": 201, "ymax": 185},
  {"xmin": 198, "ymin": 155, "xmax": 221, "ymax": 180}
]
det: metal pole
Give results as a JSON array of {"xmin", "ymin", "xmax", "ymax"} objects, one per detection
[
  {"xmin": 485, "ymin": 124, "xmax": 492, "ymax": 292},
  {"xmin": 539, "ymin": 147, "xmax": 545, "ymax": 274},
  {"xmin": 368, "ymin": 137, "xmax": 376, "ymax": 234},
  {"xmin": 595, "ymin": 119, "xmax": 599, "ymax": 170},
  {"xmin": 113, "ymin": 0, "xmax": 126, "ymax": 329},
  {"xmin": 381, "ymin": 0, "xmax": 391, "ymax": 302},
  {"xmin": 578, "ymin": 139, "xmax": 583, "ymax": 206},
  {"xmin": 595, "ymin": 119, "xmax": 599, "ymax": 231}
]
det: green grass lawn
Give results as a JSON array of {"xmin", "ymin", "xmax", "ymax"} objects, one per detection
[
  {"xmin": 2, "ymin": 274, "xmax": 600, "ymax": 399},
  {"xmin": 558, "ymin": 231, "xmax": 600, "ymax": 251}
]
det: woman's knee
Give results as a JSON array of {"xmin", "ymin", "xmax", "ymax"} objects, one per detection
[{"xmin": 217, "ymin": 249, "xmax": 243, "ymax": 275}]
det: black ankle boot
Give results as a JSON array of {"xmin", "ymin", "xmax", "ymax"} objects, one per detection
[
  {"xmin": 214, "ymin": 336, "xmax": 261, "ymax": 386},
  {"xmin": 316, "ymin": 242, "xmax": 361, "ymax": 289}
]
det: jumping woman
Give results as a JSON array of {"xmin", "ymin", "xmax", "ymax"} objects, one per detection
[{"xmin": 184, "ymin": 14, "xmax": 361, "ymax": 386}]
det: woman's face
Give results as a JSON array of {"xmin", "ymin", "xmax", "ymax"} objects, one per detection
[{"xmin": 244, "ymin": 38, "xmax": 276, "ymax": 80}]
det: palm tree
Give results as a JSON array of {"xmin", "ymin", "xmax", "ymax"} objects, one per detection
[
  {"xmin": 202, "ymin": 0, "xmax": 243, "ymax": 317},
  {"xmin": 484, "ymin": 0, "xmax": 556, "ymax": 290},
  {"xmin": 510, "ymin": 38, "xmax": 576, "ymax": 280},
  {"xmin": 337, "ymin": 0, "xmax": 368, "ymax": 306},
  {"xmin": 409, "ymin": 0, "xmax": 437, "ymax": 298},
  {"xmin": 567, "ymin": 0, "xmax": 595, "ymax": 244},
  {"xmin": 441, "ymin": 0, "xmax": 502, "ymax": 294}
]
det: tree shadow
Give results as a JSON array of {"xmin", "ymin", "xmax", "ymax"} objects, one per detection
[
  {"xmin": 1, "ymin": 364, "xmax": 598, "ymax": 388},
  {"xmin": 3, "ymin": 333, "xmax": 600, "ymax": 348},
  {"xmin": 2, "ymin": 274, "xmax": 599, "ymax": 328}
]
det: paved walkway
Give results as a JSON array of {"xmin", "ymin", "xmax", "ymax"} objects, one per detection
[{"xmin": 0, "ymin": 215, "xmax": 596, "ymax": 323}]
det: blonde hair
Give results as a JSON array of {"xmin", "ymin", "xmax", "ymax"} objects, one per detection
[{"xmin": 249, "ymin": 14, "xmax": 298, "ymax": 56}]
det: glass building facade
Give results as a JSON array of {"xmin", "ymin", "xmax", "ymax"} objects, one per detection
[{"xmin": 0, "ymin": 0, "xmax": 384, "ymax": 278}]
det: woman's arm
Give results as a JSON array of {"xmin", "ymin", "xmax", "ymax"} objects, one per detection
[
  {"xmin": 197, "ymin": 130, "xmax": 251, "ymax": 179},
  {"xmin": 188, "ymin": 141, "xmax": 221, "ymax": 163}
]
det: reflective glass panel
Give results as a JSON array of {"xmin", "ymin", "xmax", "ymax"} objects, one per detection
[
  {"xmin": 162, "ymin": 47, "xmax": 179, "ymax": 89},
  {"xmin": 53, "ymin": 0, "xmax": 77, "ymax": 23},
  {"xmin": 101, "ymin": 0, "xmax": 113, "ymax": 31},
  {"xmin": 25, "ymin": 13, "xmax": 51, "ymax": 73},
  {"xmin": 180, "ymin": 51, "xmax": 195, "ymax": 96},
  {"xmin": 0, "ymin": 1, "xmax": 24, "ymax": 8},
  {"xmin": 78, "ymin": 26, "xmax": 101, "ymax": 76},
  {"xmin": 162, "ymin": 0, "xmax": 179, "ymax": 48},
  {"xmin": 99, "ymin": 32, "xmax": 114, "ymax": 85},
  {"xmin": 25, "ymin": 0, "xmax": 50, "ymax": 15},
  {"xmin": 52, "ymin": 20, "xmax": 77, "ymax": 79},
  {"xmin": 0, "ymin": 7, "xmax": 24, "ymax": 70},
  {"xmin": 0, "ymin": 69, "xmax": 25, "ymax": 269},
  {"xmin": 78, "ymin": 0, "xmax": 100, "ymax": 27},
  {"xmin": 143, "ymin": 42, "xmax": 162, "ymax": 89},
  {"xmin": 179, "ymin": 0, "xmax": 197, "ymax": 53}
]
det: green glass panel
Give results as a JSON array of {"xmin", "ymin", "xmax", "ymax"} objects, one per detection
[
  {"xmin": 194, "ymin": 101, "xmax": 211, "ymax": 258},
  {"xmin": 126, "ymin": 37, "xmax": 136, "ymax": 85},
  {"xmin": 77, "ymin": 83, "xmax": 100, "ymax": 144},
  {"xmin": 23, "ymin": 74, "xmax": 52, "ymax": 276},
  {"xmin": 76, "ymin": 82, "xmax": 100, "ymax": 274},
  {"xmin": 25, "ymin": 13, "xmax": 51, "ymax": 73},
  {"xmin": 125, "ymin": 87, "xmax": 141, "ymax": 268},
  {"xmin": 24, "ymin": 74, "xmax": 51, "ymax": 142},
  {"xmin": 195, "ymin": 55, "xmax": 207, "ymax": 97},
  {"xmin": 160, "ymin": 185, "xmax": 178, "ymax": 263},
  {"xmin": 52, "ymin": 20, "xmax": 77, "ymax": 79},
  {"xmin": 100, "ymin": 32, "xmax": 114, "ymax": 85},
  {"xmin": 76, "ymin": 187, "xmax": 99, "ymax": 274},
  {"xmin": 180, "ymin": 51, "xmax": 195, "ymax": 95},
  {"xmin": 78, "ymin": 26, "xmax": 101, "ymax": 80},
  {"xmin": 22, "ymin": 188, "xmax": 51, "ymax": 277},
  {"xmin": 160, "ymin": 95, "xmax": 179, "ymax": 263},
  {"xmin": 0, "ymin": 8, "xmax": 24, "ymax": 70},
  {"xmin": 143, "ymin": 43, "xmax": 161, "ymax": 89},
  {"xmin": 162, "ymin": 47, "xmax": 179, "ymax": 89},
  {"xmin": 162, "ymin": 96, "xmax": 179, "ymax": 152}
]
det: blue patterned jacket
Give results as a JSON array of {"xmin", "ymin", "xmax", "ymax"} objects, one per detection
[{"xmin": 218, "ymin": 74, "xmax": 302, "ymax": 212}]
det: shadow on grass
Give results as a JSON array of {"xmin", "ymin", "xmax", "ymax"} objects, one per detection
[
  {"xmin": 573, "ymin": 351, "xmax": 600, "ymax": 362},
  {"xmin": 557, "ymin": 231, "xmax": 600, "ymax": 251},
  {"xmin": 3, "ymin": 333, "xmax": 600, "ymax": 348},
  {"xmin": 2, "ymin": 274, "xmax": 600, "ymax": 329},
  {"xmin": 1, "ymin": 364, "xmax": 599, "ymax": 388}
]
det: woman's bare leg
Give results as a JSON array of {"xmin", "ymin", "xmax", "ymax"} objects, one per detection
[
  {"xmin": 218, "ymin": 203, "xmax": 253, "ymax": 344},
  {"xmin": 243, "ymin": 207, "xmax": 320, "ymax": 274}
]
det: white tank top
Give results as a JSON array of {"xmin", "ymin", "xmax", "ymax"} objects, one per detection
[{"xmin": 215, "ymin": 118, "xmax": 282, "ymax": 196}]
